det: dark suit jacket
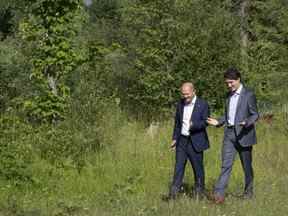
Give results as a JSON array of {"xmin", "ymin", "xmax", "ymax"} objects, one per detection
[
  {"xmin": 172, "ymin": 97, "xmax": 210, "ymax": 152},
  {"xmin": 218, "ymin": 86, "xmax": 259, "ymax": 146}
]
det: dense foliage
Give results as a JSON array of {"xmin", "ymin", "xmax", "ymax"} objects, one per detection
[
  {"xmin": 0, "ymin": 1, "xmax": 287, "ymax": 214},
  {"xmin": 1, "ymin": 0, "xmax": 287, "ymax": 120}
]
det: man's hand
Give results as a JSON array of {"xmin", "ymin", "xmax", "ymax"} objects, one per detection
[
  {"xmin": 206, "ymin": 117, "xmax": 219, "ymax": 126},
  {"xmin": 170, "ymin": 140, "xmax": 176, "ymax": 150},
  {"xmin": 239, "ymin": 121, "xmax": 246, "ymax": 126}
]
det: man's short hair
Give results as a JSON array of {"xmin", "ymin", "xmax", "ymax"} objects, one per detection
[{"xmin": 224, "ymin": 68, "xmax": 241, "ymax": 80}]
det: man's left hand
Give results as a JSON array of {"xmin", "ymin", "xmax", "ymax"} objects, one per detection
[
  {"xmin": 239, "ymin": 121, "xmax": 246, "ymax": 126},
  {"xmin": 170, "ymin": 140, "xmax": 176, "ymax": 150}
]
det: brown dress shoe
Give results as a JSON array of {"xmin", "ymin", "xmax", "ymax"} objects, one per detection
[{"xmin": 213, "ymin": 194, "xmax": 225, "ymax": 204}]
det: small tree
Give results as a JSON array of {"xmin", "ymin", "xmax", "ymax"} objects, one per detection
[
  {"xmin": 119, "ymin": 0, "xmax": 240, "ymax": 120},
  {"xmin": 20, "ymin": 0, "xmax": 87, "ymax": 123},
  {"xmin": 246, "ymin": 0, "xmax": 288, "ymax": 105}
]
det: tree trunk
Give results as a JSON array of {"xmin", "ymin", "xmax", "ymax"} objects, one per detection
[
  {"xmin": 239, "ymin": 0, "xmax": 249, "ymax": 72},
  {"xmin": 47, "ymin": 74, "xmax": 58, "ymax": 96},
  {"xmin": 44, "ymin": 66, "xmax": 58, "ymax": 96}
]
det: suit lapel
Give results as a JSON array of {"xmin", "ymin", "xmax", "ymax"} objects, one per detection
[
  {"xmin": 180, "ymin": 100, "xmax": 185, "ymax": 121},
  {"xmin": 180, "ymin": 97, "xmax": 200, "ymax": 123},
  {"xmin": 225, "ymin": 93, "xmax": 231, "ymax": 119},
  {"xmin": 225, "ymin": 86, "xmax": 245, "ymax": 122},
  {"xmin": 235, "ymin": 87, "xmax": 246, "ymax": 119},
  {"xmin": 191, "ymin": 98, "xmax": 200, "ymax": 121}
]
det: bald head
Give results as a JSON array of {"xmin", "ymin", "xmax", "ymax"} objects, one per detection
[
  {"xmin": 181, "ymin": 82, "xmax": 195, "ymax": 103},
  {"xmin": 181, "ymin": 82, "xmax": 194, "ymax": 91}
]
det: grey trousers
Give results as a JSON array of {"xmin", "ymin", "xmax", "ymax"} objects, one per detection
[{"xmin": 214, "ymin": 127, "xmax": 254, "ymax": 196}]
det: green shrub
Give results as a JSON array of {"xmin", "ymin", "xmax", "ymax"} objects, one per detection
[{"xmin": 0, "ymin": 114, "xmax": 33, "ymax": 184}]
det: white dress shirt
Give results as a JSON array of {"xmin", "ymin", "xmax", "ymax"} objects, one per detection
[
  {"xmin": 228, "ymin": 84, "xmax": 243, "ymax": 126},
  {"xmin": 181, "ymin": 96, "xmax": 197, "ymax": 136}
]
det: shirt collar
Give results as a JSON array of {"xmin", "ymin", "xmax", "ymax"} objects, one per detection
[
  {"xmin": 192, "ymin": 95, "xmax": 197, "ymax": 104},
  {"xmin": 235, "ymin": 84, "xmax": 243, "ymax": 95},
  {"xmin": 185, "ymin": 95, "xmax": 197, "ymax": 106},
  {"xmin": 231, "ymin": 84, "xmax": 243, "ymax": 96}
]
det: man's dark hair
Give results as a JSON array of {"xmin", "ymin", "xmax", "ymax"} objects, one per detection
[{"xmin": 224, "ymin": 68, "xmax": 241, "ymax": 80}]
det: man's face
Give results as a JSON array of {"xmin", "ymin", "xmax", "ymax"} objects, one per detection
[
  {"xmin": 181, "ymin": 85, "xmax": 195, "ymax": 103},
  {"xmin": 225, "ymin": 78, "xmax": 241, "ymax": 92}
]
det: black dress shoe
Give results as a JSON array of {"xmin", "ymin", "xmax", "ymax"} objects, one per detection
[
  {"xmin": 191, "ymin": 190, "xmax": 205, "ymax": 200},
  {"xmin": 165, "ymin": 185, "xmax": 180, "ymax": 200},
  {"xmin": 161, "ymin": 194, "xmax": 173, "ymax": 202},
  {"xmin": 241, "ymin": 192, "xmax": 254, "ymax": 200},
  {"xmin": 161, "ymin": 193, "xmax": 177, "ymax": 201}
]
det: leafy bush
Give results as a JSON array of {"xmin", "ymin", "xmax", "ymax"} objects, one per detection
[{"xmin": 0, "ymin": 114, "xmax": 34, "ymax": 183}]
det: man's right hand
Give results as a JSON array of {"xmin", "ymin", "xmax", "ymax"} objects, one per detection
[
  {"xmin": 170, "ymin": 140, "xmax": 176, "ymax": 150},
  {"xmin": 206, "ymin": 117, "xmax": 219, "ymax": 126}
]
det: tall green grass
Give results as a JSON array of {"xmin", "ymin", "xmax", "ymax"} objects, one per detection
[{"xmin": 0, "ymin": 111, "xmax": 288, "ymax": 215}]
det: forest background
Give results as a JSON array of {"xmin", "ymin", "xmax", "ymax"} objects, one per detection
[{"xmin": 0, "ymin": 0, "xmax": 288, "ymax": 215}]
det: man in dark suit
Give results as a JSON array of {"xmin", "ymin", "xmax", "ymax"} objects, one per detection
[
  {"xmin": 168, "ymin": 82, "xmax": 210, "ymax": 200},
  {"xmin": 207, "ymin": 68, "xmax": 259, "ymax": 203}
]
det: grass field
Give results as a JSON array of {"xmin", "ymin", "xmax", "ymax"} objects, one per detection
[{"xmin": 0, "ymin": 112, "xmax": 288, "ymax": 216}]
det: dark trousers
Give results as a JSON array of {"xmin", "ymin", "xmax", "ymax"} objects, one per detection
[
  {"xmin": 170, "ymin": 135, "xmax": 205, "ymax": 195},
  {"xmin": 214, "ymin": 127, "xmax": 254, "ymax": 196}
]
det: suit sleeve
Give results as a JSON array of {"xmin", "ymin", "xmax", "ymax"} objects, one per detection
[
  {"xmin": 217, "ymin": 115, "xmax": 225, "ymax": 127},
  {"xmin": 244, "ymin": 92, "xmax": 259, "ymax": 127},
  {"xmin": 217, "ymin": 93, "xmax": 229, "ymax": 127},
  {"xmin": 190, "ymin": 101, "xmax": 210, "ymax": 132},
  {"xmin": 172, "ymin": 103, "xmax": 181, "ymax": 141}
]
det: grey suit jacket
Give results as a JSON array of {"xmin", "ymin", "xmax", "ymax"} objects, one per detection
[{"xmin": 218, "ymin": 86, "xmax": 259, "ymax": 146}]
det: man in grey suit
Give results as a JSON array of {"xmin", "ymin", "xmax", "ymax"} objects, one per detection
[{"xmin": 207, "ymin": 68, "xmax": 259, "ymax": 204}]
